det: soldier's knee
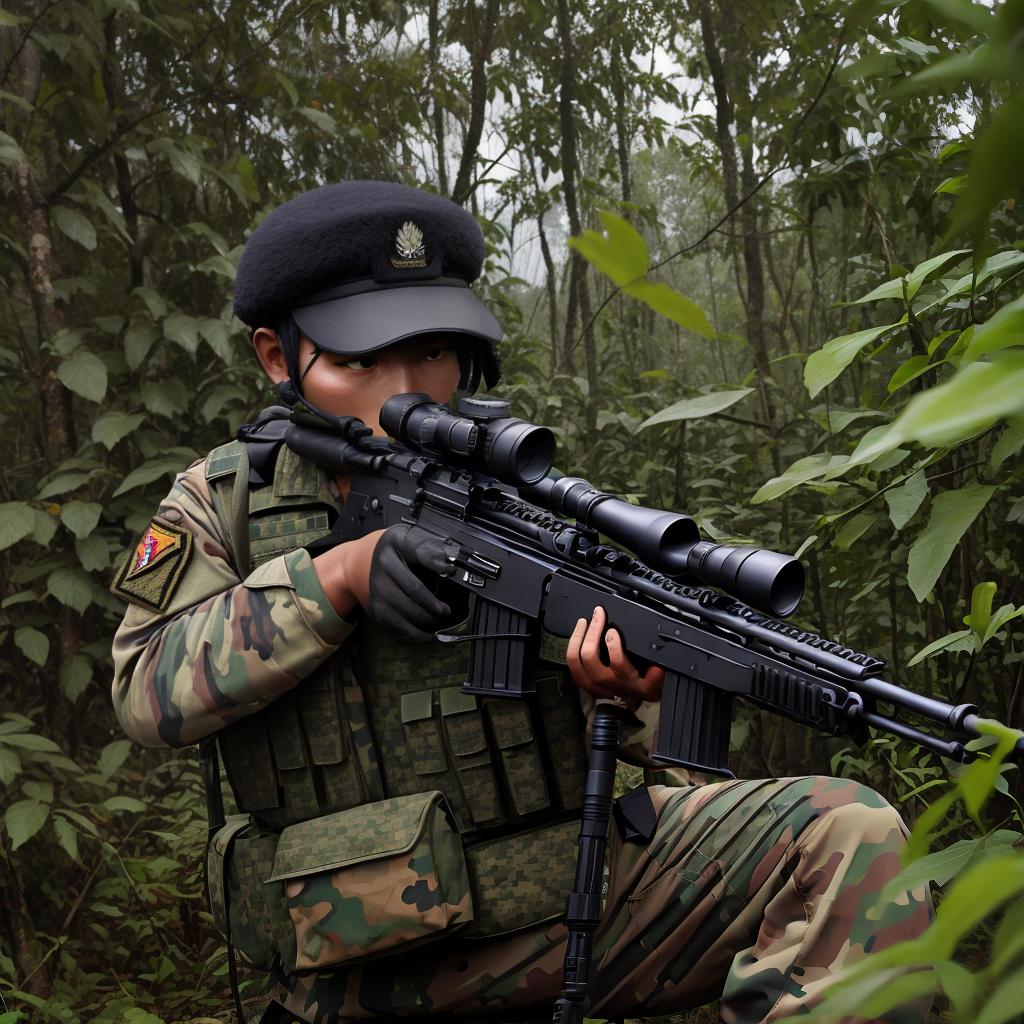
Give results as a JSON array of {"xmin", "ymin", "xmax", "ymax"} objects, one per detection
[{"xmin": 800, "ymin": 776, "xmax": 908, "ymax": 847}]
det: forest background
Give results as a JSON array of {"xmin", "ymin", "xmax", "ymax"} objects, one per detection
[{"xmin": 1, "ymin": 0, "xmax": 1023, "ymax": 1021}]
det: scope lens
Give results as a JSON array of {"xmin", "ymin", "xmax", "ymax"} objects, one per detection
[{"xmin": 485, "ymin": 420, "xmax": 555, "ymax": 485}]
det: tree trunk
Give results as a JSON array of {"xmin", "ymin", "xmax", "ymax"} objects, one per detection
[
  {"xmin": 451, "ymin": 0, "xmax": 500, "ymax": 205},
  {"xmin": 428, "ymin": 0, "xmax": 449, "ymax": 195},
  {"xmin": 556, "ymin": 0, "xmax": 598, "ymax": 448}
]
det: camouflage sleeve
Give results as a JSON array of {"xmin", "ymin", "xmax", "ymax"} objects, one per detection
[{"xmin": 110, "ymin": 458, "xmax": 354, "ymax": 749}]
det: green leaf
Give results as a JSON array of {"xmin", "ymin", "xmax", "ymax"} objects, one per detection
[
  {"xmin": 124, "ymin": 320, "xmax": 158, "ymax": 370},
  {"xmin": 59, "ymin": 655, "xmax": 92, "ymax": 703},
  {"xmin": 849, "ymin": 353, "xmax": 1024, "ymax": 465},
  {"xmin": 14, "ymin": 626, "xmax": 49, "ymax": 666},
  {"xmin": 149, "ymin": 137, "xmax": 201, "ymax": 184},
  {"xmin": 948, "ymin": 90, "xmax": 1024, "ymax": 253},
  {"xmin": 52, "ymin": 207, "xmax": 96, "ymax": 250},
  {"xmin": 834, "ymin": 512, "xmax": 874, "ymax": 550},
  {"xmin": 199, "ymin": 318, "xmax": 235, "ymax": 363},
  {"xmin": 76, "ymin": 533, "xmax": 109, "ymax": 572},
  {"xmin": 163, "ymin": 312, "xmax": 200, "ymax": 353},
  {"xmin": 0, "ymin": 128, "xmax": 26, "ymax": 166},
  {"xmin": 22, "ymin": 781, "xmax": 52, "ymax": 803},
  {"xmin": 140, "ymin": 379, "xmax": 188, "ymax": 418},
  {"xmin": 751, "ymin": 453, "xmax": 849, "ymax": 504},
  {"xmin": 804, "ymin": 322, "xmax": 902, "ymax": 398},
  {"xmin": 30, "ymin": 506, "xmax": 58, "ymax": 545},
  {"xmin": 962, "ymin": 293, "xmax": 1024, "ymax": 365},
  {"xmin": 56, "ymin": 349, "xmax": 107, "ymax": 403},
  {"xmin": 976, "ymin": 966, "xmax": 1024, "ymax": 1024},
  {"xmin": 274, "ymin": 69, "xmax": 299, "ymax": 105},
  {"xmin": 92, "ymin": 411, "xmax": 145, "ymax": 449},
  {"xmin": 4, "ymin": 799, "xmax": 49, "ymax": 851},
  {"xmin": 59, "ymin": 500, "xmax": 101, "ymax": 538},
  {"xmin": 907, "ymin": 628, "xmax": 973, "ymax": 667},
  {"xmin": 991, "ymin": 415, "xmax": 1024, "ymax": 469},
  {"xmin": 847, "ymin": 276, "xmax": 905, "ymax": 305},
  {"xmin": 968, "ymin": 581, "xmax": 997, "ymax": 638},
  {"xmin": 640, "ymin": 389, "xmax": 753, "ymax": 428},
  {"xmin": 0, "ymin": 731, "xmax": 60, "ymax": 752},
  {"xmin": 982, "ymin": 603, "xmax": 1024, "ymax": 646},
  {"xmin": 37, "ymin": 468, "xmax": 90, "ymax": 500},
  {"xmin": 53, "ymin": 815, "xmax": 79, "ymax": 862},
  {"xmin": 626, "ymin": 280, "xmax": 713, "ymax": 336},
  {"xmin": 907, "ymin": 485, "xmax": 997, "ymax": 601},
  {"xmin": 887, "ymin": 354, "xmax": 932, "ymax": 393},
  {"xmin": 103, "ymin": 796, "xmax": 148, "ymax": 814},
  {"xmin": 299, "ymin": 105, "xmax": 337, "ymax": 134},
  {"xmin": 0, "ymin": 501, "xmax": 35, "ymax": 550},
  {"xmin": 879, "ymin": 829, "xmax": 1019, "ymax": 903},
  {"xmin": 98, "ymin": 738, "xmax": 133, "ymax": 778},
  {"xmin": 133, "ymin": 287, "xmax": 166, "ymax": 319},
  {"xmin": 111, "ymin": 457, "xmax": 182, "ymax": 497},
  {"xmin": 47, "ymin": 567, "xmax": 93, "ymax": 613},
  {"xmin": 905, "ymin": 250, "xmax": 971, "ymax": 298},
  {"xmin": 885, "ymin": 470, "xmax": 928, "ymax": 530},
  {"xmin": 0, "ymin": 747, "xmax": 21, "ymax": 785}
]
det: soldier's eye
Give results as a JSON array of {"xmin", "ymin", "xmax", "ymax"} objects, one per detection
[
  {"xmin": 339, "ymin": 356, "xmax": 377, "ymax": 370},
  {"xmin": 423, "ymin": 346, "xmax": 449, "ymax": 362}
]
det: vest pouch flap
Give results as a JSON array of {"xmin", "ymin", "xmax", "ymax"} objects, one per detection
[
  {"xmin": 464, "ymin": 818, "xmax": 578, "ymax": 938},
  {"xmin": 205, "ymin": 814, "xmax": 281, "ymax": 972},
  {"xmin": 401, "ymin": 690, "xmax": 445, "ymax": 775},
  {"xmin": 266, "ymin": 791, "xmax": 473, "ymax": 972}
]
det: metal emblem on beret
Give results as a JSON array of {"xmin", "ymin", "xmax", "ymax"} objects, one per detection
[{"xmin": 391, "ymin": 220, "xmax": 428, "ymax": 269}]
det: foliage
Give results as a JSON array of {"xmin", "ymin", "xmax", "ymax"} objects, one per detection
[{"xmin": 0, "ymin": 0, "xmax": 1022, "ymax": 1019}]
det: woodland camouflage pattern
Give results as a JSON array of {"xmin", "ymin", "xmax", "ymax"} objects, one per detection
[
  {"xmin": 277, "ymin": 776, "xmax": 934, "ymax": 1023},
  {"xmin": 110, "ymin": 455, "xmax": 354, "ymax": 748},
  {"xmin": 112, "ymin": 452, "xmax": 934, "ymax": 1022}
]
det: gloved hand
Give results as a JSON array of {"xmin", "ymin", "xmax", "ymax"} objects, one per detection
[{"xmin": 367, "ymin": 524, "xmax": 458, "ymax": 641}]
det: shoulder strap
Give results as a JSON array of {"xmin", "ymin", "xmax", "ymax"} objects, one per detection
[{"xmin": 230, "ymin": 444, "xmax": 252, "ymax": 579}]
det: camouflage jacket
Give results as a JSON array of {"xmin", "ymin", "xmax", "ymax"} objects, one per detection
[{"xmin": 110, "ymin": 443, "xmax": 669, "ymax": 767}]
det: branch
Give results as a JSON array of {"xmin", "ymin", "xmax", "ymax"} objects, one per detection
[
  {"xmin": 569, "ymin": 37, "xmax": 847, "ymax": 354},
  {"xmin": 0, "ymin": 0, "xmax": 66, "ymax": 89}
]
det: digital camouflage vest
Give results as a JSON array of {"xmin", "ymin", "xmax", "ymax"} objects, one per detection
[{"xmin": 204, "ymin": 439, "xmax": 589, "ymax": 951}]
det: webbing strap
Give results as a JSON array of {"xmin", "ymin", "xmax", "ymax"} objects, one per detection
[{"xmin": 231, "ymin": 444, "xmax": 252, "ymax": 579}]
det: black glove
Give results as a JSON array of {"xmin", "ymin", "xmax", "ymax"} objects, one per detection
[{"xmin": 367, "ymin": 525, "xmax": 458, "ymax": 642}]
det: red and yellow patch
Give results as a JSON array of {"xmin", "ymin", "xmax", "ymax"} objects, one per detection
[{"xmin": 111, "ymin": 517, "xmax": 194, "ymax": 612}]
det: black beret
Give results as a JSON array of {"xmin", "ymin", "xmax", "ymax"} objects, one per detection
[{"xmin": 233, "ymin": 181, "xmax": 488, "ymax": 329}]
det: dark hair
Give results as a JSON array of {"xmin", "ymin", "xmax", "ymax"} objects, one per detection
[{"xmin": 262, "ymin": 315, "xmax": 499, "ymax": 396}]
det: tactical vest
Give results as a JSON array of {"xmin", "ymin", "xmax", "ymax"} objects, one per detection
[{"xmin": 204, "ymin": 438, "xmax": 589, "ymax": 957}]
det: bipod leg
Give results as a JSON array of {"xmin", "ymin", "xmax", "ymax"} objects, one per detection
[{"xmin": 551, "ymin": 706, "xmax": 621, "ymax": 1024}]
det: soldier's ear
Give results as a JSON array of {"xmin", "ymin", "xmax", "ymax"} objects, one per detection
[{"xmin": 252, "ymin": 327, "xmax": 289, "ymax": 383}]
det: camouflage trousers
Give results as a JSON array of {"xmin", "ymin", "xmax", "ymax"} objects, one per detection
[{"xmin": 276, "ymin": 776, "xmax": 934, "ymax": 1023}]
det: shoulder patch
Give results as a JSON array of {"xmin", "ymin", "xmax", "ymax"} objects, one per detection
[
  {"xmin": 205, "ymin": 440, "xmax": 243, "ymax": 482},
  {"xmin": 111, "ymin": 518, "xmax": 194, "ymax": 612}
]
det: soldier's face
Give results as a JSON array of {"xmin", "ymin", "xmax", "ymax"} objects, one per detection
[{"xmin": 256, "ymin": 330, "xmax": 462, "ymax": 435}]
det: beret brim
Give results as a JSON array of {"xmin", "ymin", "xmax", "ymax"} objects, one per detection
[{"xmin": 291, "ymin": 283, "xmax": 502, "ymax": 357}]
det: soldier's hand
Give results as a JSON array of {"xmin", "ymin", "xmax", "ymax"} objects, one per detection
[
  {"xmin": 366, "ymin": 524, "xmax": 456, "ymax": 641},
  {"xmin": 567, "ymin": 605, "xmax": 664, "ymax": 710},
  {"xmin": 313, "ymin": 526, "xmax": 455, "ymax": 641}
]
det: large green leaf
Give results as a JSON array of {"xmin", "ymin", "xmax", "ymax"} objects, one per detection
[
  {"xmin": 98, "ymin": 739, "xmax": 134, "ymax": 778},
  {"xmin": 4, "ymin": 799, "xmax": 49, "ymax": 851},
  {"xmin": 751, "ymin": 453, "xmax": 849, "ymax": 504},
  {"xmin": 59, "ymin": 655, "xmax": 92, "ymax": 703},
  {"xmin": 804, "ymin": 322, "xmax": 902, "ymax": 398},
  {"xmin": 53, "ymin": 206, "xmax": 96, "ymax": 250},
  {"xmin": 849, "ymin": 352, "xmax": 1024, "ymax": 465},
  {"xmin": 124, "ymin": 321, "xmax": 158, "ymax": 370},
  {"xmin": 570, "ymin": 212, "xmax": 712, "ymax": 337},
  {"xmin": 878, "ymin": 829, "xmax": 1019, "ymax": 903},
  {"xmin": 111, "ymin": 458, "xmax": 182, "ymax": 497},
  {"xmin": 640, "ymin": 388, "xmax": 754, "ymax": 428},
  {"xmin": 56, "ymin": 349, "xmax": 107, "ymax": 403},
  {"xmin": 962, "ymin": 293, "xmax": 1024, "ymax": 364},
  {"xmin": 907, "ymin": 628, "xmax": 974, "ymax": 667},
  {"xmin": 59, "ymin": 500, "xmax": 101, "ymax": 538},
  {"xmin": 299, "ymin": 105, "xmax": 337, "ymax": 134},
  {"xmin": 0, "ymin": 502, "xmax": 35, "ymax": 550},
  {"xmin": 163, "ymin": 312, "xmax": 200, "ymax": 353},
  {"xmin": 14, "ymin": 626, "xmax": 49, "ymax": 667},
  {"xmin": 907, "ymin": 484, "xmax": 997, "ymax": 601},
  {"xmin": 991, "ymin": 416, "xmax": 1024, "ymax": 469},
  {"xmin": 47, "ymin": 567, "xmax": 93, "ymax": 613},
  {"xmin": 884, "ymin": 470, "xmax": 928, "ymax": 530},
  {"xmin": 92, "ymin": 411, "xmax": 145, "ymax": 449}
]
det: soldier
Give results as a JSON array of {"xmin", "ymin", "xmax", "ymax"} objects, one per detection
[{"xmin": 110, "ymin": 181, "xmax": 932, "ymax": 1024}]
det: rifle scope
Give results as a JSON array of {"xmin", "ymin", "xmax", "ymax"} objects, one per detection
[
  {"xmin": 524, "ymin": 476, "xmax": 805, "ymax": 618},
  {"xmin": 380, "ymin": 393, "xmax": 555, "ymax": 486}
]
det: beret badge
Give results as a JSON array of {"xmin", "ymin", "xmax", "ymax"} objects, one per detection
[{"xmin": 391, "ymin": 220, "xmax": 428, "ymax": 269}]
